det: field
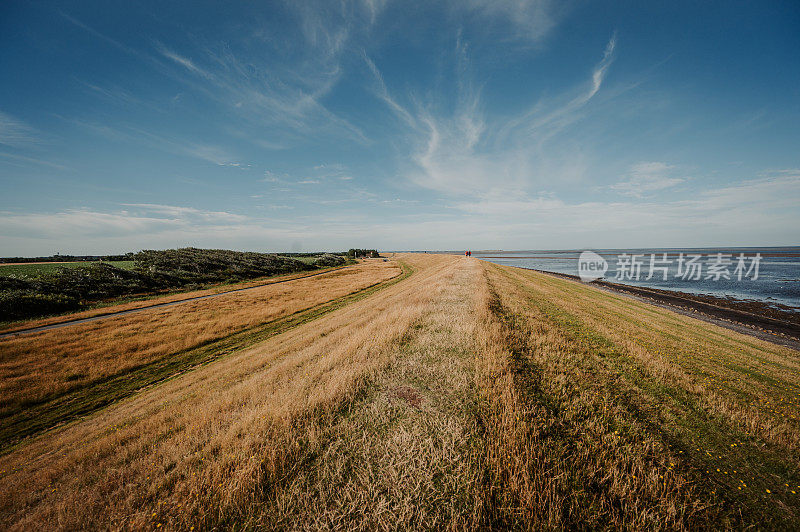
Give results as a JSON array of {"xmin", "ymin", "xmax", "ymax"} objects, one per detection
[
  {"xmin": 0, "ymin": 261, "xmax": 135, "ymax": 277},
  {"xmin": 0, "ymin": 260, "xmax": 402, "ymax": 449},
  {"xmin": 0, "ymin": 249, "xmax": 344, "ymax": 323},
  {"xmin": 0, "ymin": 254, "xmax": 798, "ymax": 529}
]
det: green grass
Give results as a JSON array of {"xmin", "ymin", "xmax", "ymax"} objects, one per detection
[{"xmin": 0, "ymin": 261, "xmax": 136, "ymax": 277}]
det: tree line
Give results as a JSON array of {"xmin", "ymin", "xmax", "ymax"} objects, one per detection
[{"xmin": 346, "ymin": 249, "xmax": 380, "ymax": 258}]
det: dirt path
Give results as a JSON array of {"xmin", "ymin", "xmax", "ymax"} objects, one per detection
[{"xmin": 0, "ymin": 265, "xmax": 352, "ymax": 339}]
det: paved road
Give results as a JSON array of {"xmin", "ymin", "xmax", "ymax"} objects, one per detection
[{"xmin": 0, "ymin": 265, "xmax": 352, "ymax": 340}]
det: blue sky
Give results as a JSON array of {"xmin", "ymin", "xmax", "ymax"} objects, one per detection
[{"xmin": 1, "ymin": 0, "xmax": 799, "ymax": 254}]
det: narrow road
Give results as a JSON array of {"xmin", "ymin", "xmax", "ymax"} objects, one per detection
[{"xmin": 0, "ymin": 265, "xmax": 352, "ymax": 340}]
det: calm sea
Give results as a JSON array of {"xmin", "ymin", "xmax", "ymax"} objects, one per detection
[{"xmin": 473, "ymin": 247, "xmax": 800, "ymax": 310}]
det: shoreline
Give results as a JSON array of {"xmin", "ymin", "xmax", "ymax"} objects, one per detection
[{"xmin": 514, "ymin": 266, "xmax": 800, "ymax": 350}]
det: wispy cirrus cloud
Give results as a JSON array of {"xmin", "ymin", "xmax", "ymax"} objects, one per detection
[
  {"xmin": 262, "ymin": 163, "xmax": 356, "ymax": 188},
  {"xmin": 156, "ymin": 44, "xmax": 212, "ymax": 79},
  {"xmin": 0, "ymin": 111, "xmax": 39, "ymax": 148},
  {"xmin": 121, "ymin": 203, "xmax": 248, "ymax": 222},
  {"xmin": 363, "ymin": 53, "xmax": 417, "ymax": 128},
  {"xmin": 462, "ymin": 0, "xmax": 556, "ymax": 42},
  {"xmin": 60, "ymin": 11, "xmax": 142, "ymax": 58},
  {"xmin": 179, "ymin": 143, "xmax": 240, "ymax": 166},
  {"xmin": 610, "ymin": 161, "xmax": 685, "ymax": 198},
  {"xmin": 364, "ymin": 34, "xmax": 617, "ymax": 197},
  {"xmin": 147, "ymin": 0, "xmax": 398, "ymax": 146},
  {"xmin": 155, "ymin": 40, "xmax": 368, "ymax": 145},
  {"xmin": 0, "ymin": 111, "xmax": 67, "ymax": 171},
  {"xmin": 69, "ymin": 118, "xmax": 243, "ymax": 167},
  {"xmin": 497, "ymin": 33, "xmax": 616, "ymax": 143},
  {"xmin": 61, "ymin": 9, "xmax": 371, "ymax": 147},
  {"xmin": 0, "ymin": 152, "xmax": 68, "ymax": 171},
  {"xmin": 78, "ymin": 81, "xmax": 166, "ymax": 113}
]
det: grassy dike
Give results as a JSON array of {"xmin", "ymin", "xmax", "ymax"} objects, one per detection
[
  {"xmin": 0, "ymin": 261, "xmax": 410, "ymax": 453},
  {"xmin": 0, "ymin": 255, "xmax": 798, "ymax": 530},
  {"xmin": 477, "ymin": 261, "xmax": 800, "ymax": 528}
]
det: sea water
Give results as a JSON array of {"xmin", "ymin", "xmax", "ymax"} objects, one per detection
[{"xmin": 473, "ymin": 247, "xmax": 800, "ymax": 310}]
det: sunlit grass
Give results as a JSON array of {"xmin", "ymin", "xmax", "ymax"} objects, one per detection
[
  {"xmin": 0, "ymin": 255, "xmax": 797, "ymax": 529},
  {"xmin": 0, "ymin": 261, "xmax": 399, "ymax": 425}
]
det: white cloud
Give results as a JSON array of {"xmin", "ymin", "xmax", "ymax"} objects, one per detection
[
  {"xmin": 70, "ymin": 120, "xmax": 242, "ymax": 167},
  {"xmin": 449, "ymin": 171, "xmax": 800, "ymax": 247},
  {"xmin": 121, "ymin": 203, "xmax": 248, "ymax": 223},
  {"xmin": 610, "ymin": 161, "xmax": 685, "ymax": 197},
  {"xmin": 463, "ymin": 0, "xmax": 555, "ymax": 42},
  {"xmin": 498, "ymin": 34, "xmax": 616, "ymax": 143},
  {"xmin": 60, "ymin": 12, "xmax": 142, "ymax": 58},
  {"xmin": 0, "ymin": 204, "xmax": 373, "ymax": 255},
  {"xmin": 363, "ymin": 53, "xmax": 417, "ymax": 128},
  {"xmin": 0, "ymin": 111, "xmax": 38, "ymax": 148},
  {"xmin": 0, "ymin": 152, "xmax": 68, "ymax": 171},
  {"xmin": 589, "ymin": 35, "xmax": 616, "ymax": 100},
  {"xmin": 79, "ymin": 81, "xmax": 161, "ymax": 112},
  {"xmin": 181, "ymin": 144, "xmax": 239, "ymax": 166},
  {"xmin": 262, "ymin": 170, "xmax": 284, "ymax": 183},
  {"xmin": 0, "ymin": 208, "xmax": 176, "ymax": 239},
  {"xmin": 1, "ymin": 172, "xmax": 797, "ymax": 254},
  {"xmin": 62, "ymin": 9, "xmax": 370, "ymax": 147},
  {"xmin": 365, "ymin": 34, "xmax": 616, "ymax": 197},
  {"xmin": 156, "ymin": 45, "xmax": 212, "ymax": 78}
]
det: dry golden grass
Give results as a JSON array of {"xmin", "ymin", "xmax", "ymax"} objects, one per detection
[
  {"xmin": 476, "ymin": 264, "xmax": 717, "ymax": 528},
  {"xmin": 0, "ymin": 254, "xmax": 798, "ymax": 530},
  {"xmin": 0, "ymin": 265, "xmax": 350, "ymax": 334},
  {"xmin": 0, "ymin": 260, "xmax": 398, "ymax": 415},
  {"xmin": 250, "ymin": 255, "xmax": 489, "ymax": 529},
  {"xmin": 0, "ymin": 253, "xmax": 453, "ymax": 530},
  {"xmin": 477, "ymin": 262, "xmax": 800, "ymax": 528}
]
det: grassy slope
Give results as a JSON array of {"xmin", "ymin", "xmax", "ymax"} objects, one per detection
[
  {"xmin": 479, "ymin": 262, "xmax": 799, "ymax": 528},
  {"xmin": 0, "ymin": 261, "xmax": 406, "ymax": 452},
  {"xmin": 0, "ymin": 254, "xmax": 445, "ymax": 529},
  {"xmin": 249, "ymin": 255, "xmax": 488, "ymax": 529},
  {"xmin": 0, "ymin": 255, "xmax": 798, "ymax": 530},
  {"xmin": 0, "ymin": 264, "xmax": 352, "ymax": 333},
  {"xmin": 0, "ymin": 263, "xmax": 397, "ymax": 412}
]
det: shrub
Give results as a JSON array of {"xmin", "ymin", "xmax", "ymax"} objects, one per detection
[
  {"xmin": 313, "ymin": 254, "xmax": 347, "ymax": 268},
  {"xmin": 0, "ymin": 248, "xmax": 334, "ymax": 322},
  {"xmin": 0, "ymin": 291, "xmax": 80, "ymax": 320},
  {"xmin": 346, "ymin": 248, "xmax": 379, "ymax": 259}
]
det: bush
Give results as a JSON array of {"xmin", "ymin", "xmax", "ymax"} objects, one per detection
[
  {"xmin": 313, "ymin": 254, "xmax": 347, "ymax": 268},
  {"xmin": 347, "ymin": 248, "xmax": 379, "ymax": 258},
  {"xmin": 0, "ymin": 290, "xmax": 80, "ymax": 321},
  {"xmin": 0, "ymin": 248, "xmax": 335, "ymax": 322},
  {"xmin": 133, "ymin": 248, "xmax": 312, "ymax": 282}
]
